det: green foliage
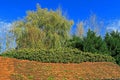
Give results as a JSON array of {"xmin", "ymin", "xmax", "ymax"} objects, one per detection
[
  {"xmin": 68, "ymin": 29, "xmax": 109, "ymax": 55},
  {"xmin": 83, "ymin": 29, "xmax": 109, "ymax": 54},
  {"xmin": 1, "ymin": 48, "xmax": 115, "ymax": 63},
  {"xmin": 47, "ymin": 75, "xmax": 55, "ymax": 80},
  {"xmin": 66, "ymin": 36, "xmax": 83, "ymax": 50},
  {"xmin": 12, "ymin": 4, "xmax": 73, "ymax": 49},
  {"xmin": 105, "ymin": 31, "xmax": 120, "ymax": 65}
]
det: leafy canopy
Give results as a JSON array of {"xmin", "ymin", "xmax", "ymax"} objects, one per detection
[
  {"xmin": 12, "ymin": 4, "xmax": 73, "ymax": 49},
  {"xmin": 105, "ymin": 31, "xmax": 120, "ymax": 65}
]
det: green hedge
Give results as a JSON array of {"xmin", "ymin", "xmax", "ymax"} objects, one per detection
[{"xmin": 0, "ymin": 48, "xmax": 115, "ymax": 63}]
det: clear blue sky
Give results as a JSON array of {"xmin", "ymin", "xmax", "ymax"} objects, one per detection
[{"xmin": 0, "ymin": 0, "xmax": 120, "ymax": 22}]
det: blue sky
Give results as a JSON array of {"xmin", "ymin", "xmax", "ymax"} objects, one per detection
[{"xmin": 0, "ymin": 0, "xmax": 120, "ymax": 22}]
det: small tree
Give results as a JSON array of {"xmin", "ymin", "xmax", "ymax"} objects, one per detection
[
  {"xmin": 84, "ymin": 14, "xmax": 104, "ymax": 35},
  {"xmin": 76, "ymin": 21, "xmax": 84, "ymax": 38}
]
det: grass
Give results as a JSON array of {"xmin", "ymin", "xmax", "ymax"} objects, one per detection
[
  {"xmin": 47, "ymin": 75, "xmax": 55, "ymax": 80},
  {"xmin": 27, "ymin": 75, "xmax": 34, "ymax": 80},
  {"xmin": 11, "ymin": 73, "xmax": 26, "ymax": 80}
]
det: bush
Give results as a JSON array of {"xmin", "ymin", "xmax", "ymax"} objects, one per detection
[{"xmin": 0, "ymin": 48, "xmax": 115, "ymax": 63}]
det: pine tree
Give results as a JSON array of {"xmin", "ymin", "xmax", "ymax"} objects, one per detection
[
  {"xmin": 105, "ymin": 31, "xmax": 120, "ymax": 65},
  {"xmin": 83, "ymin": 29, "xmax": 108, "ymax": 54}
]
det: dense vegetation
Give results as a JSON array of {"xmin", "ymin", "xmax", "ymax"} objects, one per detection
[
  {"xmin": 105, "ymin": 31, "xmax": 120, "ymax": 65},
  {"xmin": 0, "ymin": 48, "xmax": 115, "ymax": 63},
  {"xmin": 0, "ymin": 4, "xmax": 120, "ymax": 65},
  {"xmin": 67, "ymin": 30, "xmax": 120, "ymax": 65}
]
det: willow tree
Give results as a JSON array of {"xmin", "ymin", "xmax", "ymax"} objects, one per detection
[{"xmin": 12, "ymin": 4, "xmax": 73, "ymax": 49}]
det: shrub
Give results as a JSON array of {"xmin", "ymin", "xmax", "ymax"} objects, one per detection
[{"xmin": 0, "ymin": 48, "xmax": 115, "ymax": 63}]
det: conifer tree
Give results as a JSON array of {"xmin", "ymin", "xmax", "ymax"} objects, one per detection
[
  {"xmin": 105, "ymin": 31, "xmax": 120, "ymax": 65},
  {"xmin": 83, "ymin": 29, "xmax": 108, "ymax": 54}
]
